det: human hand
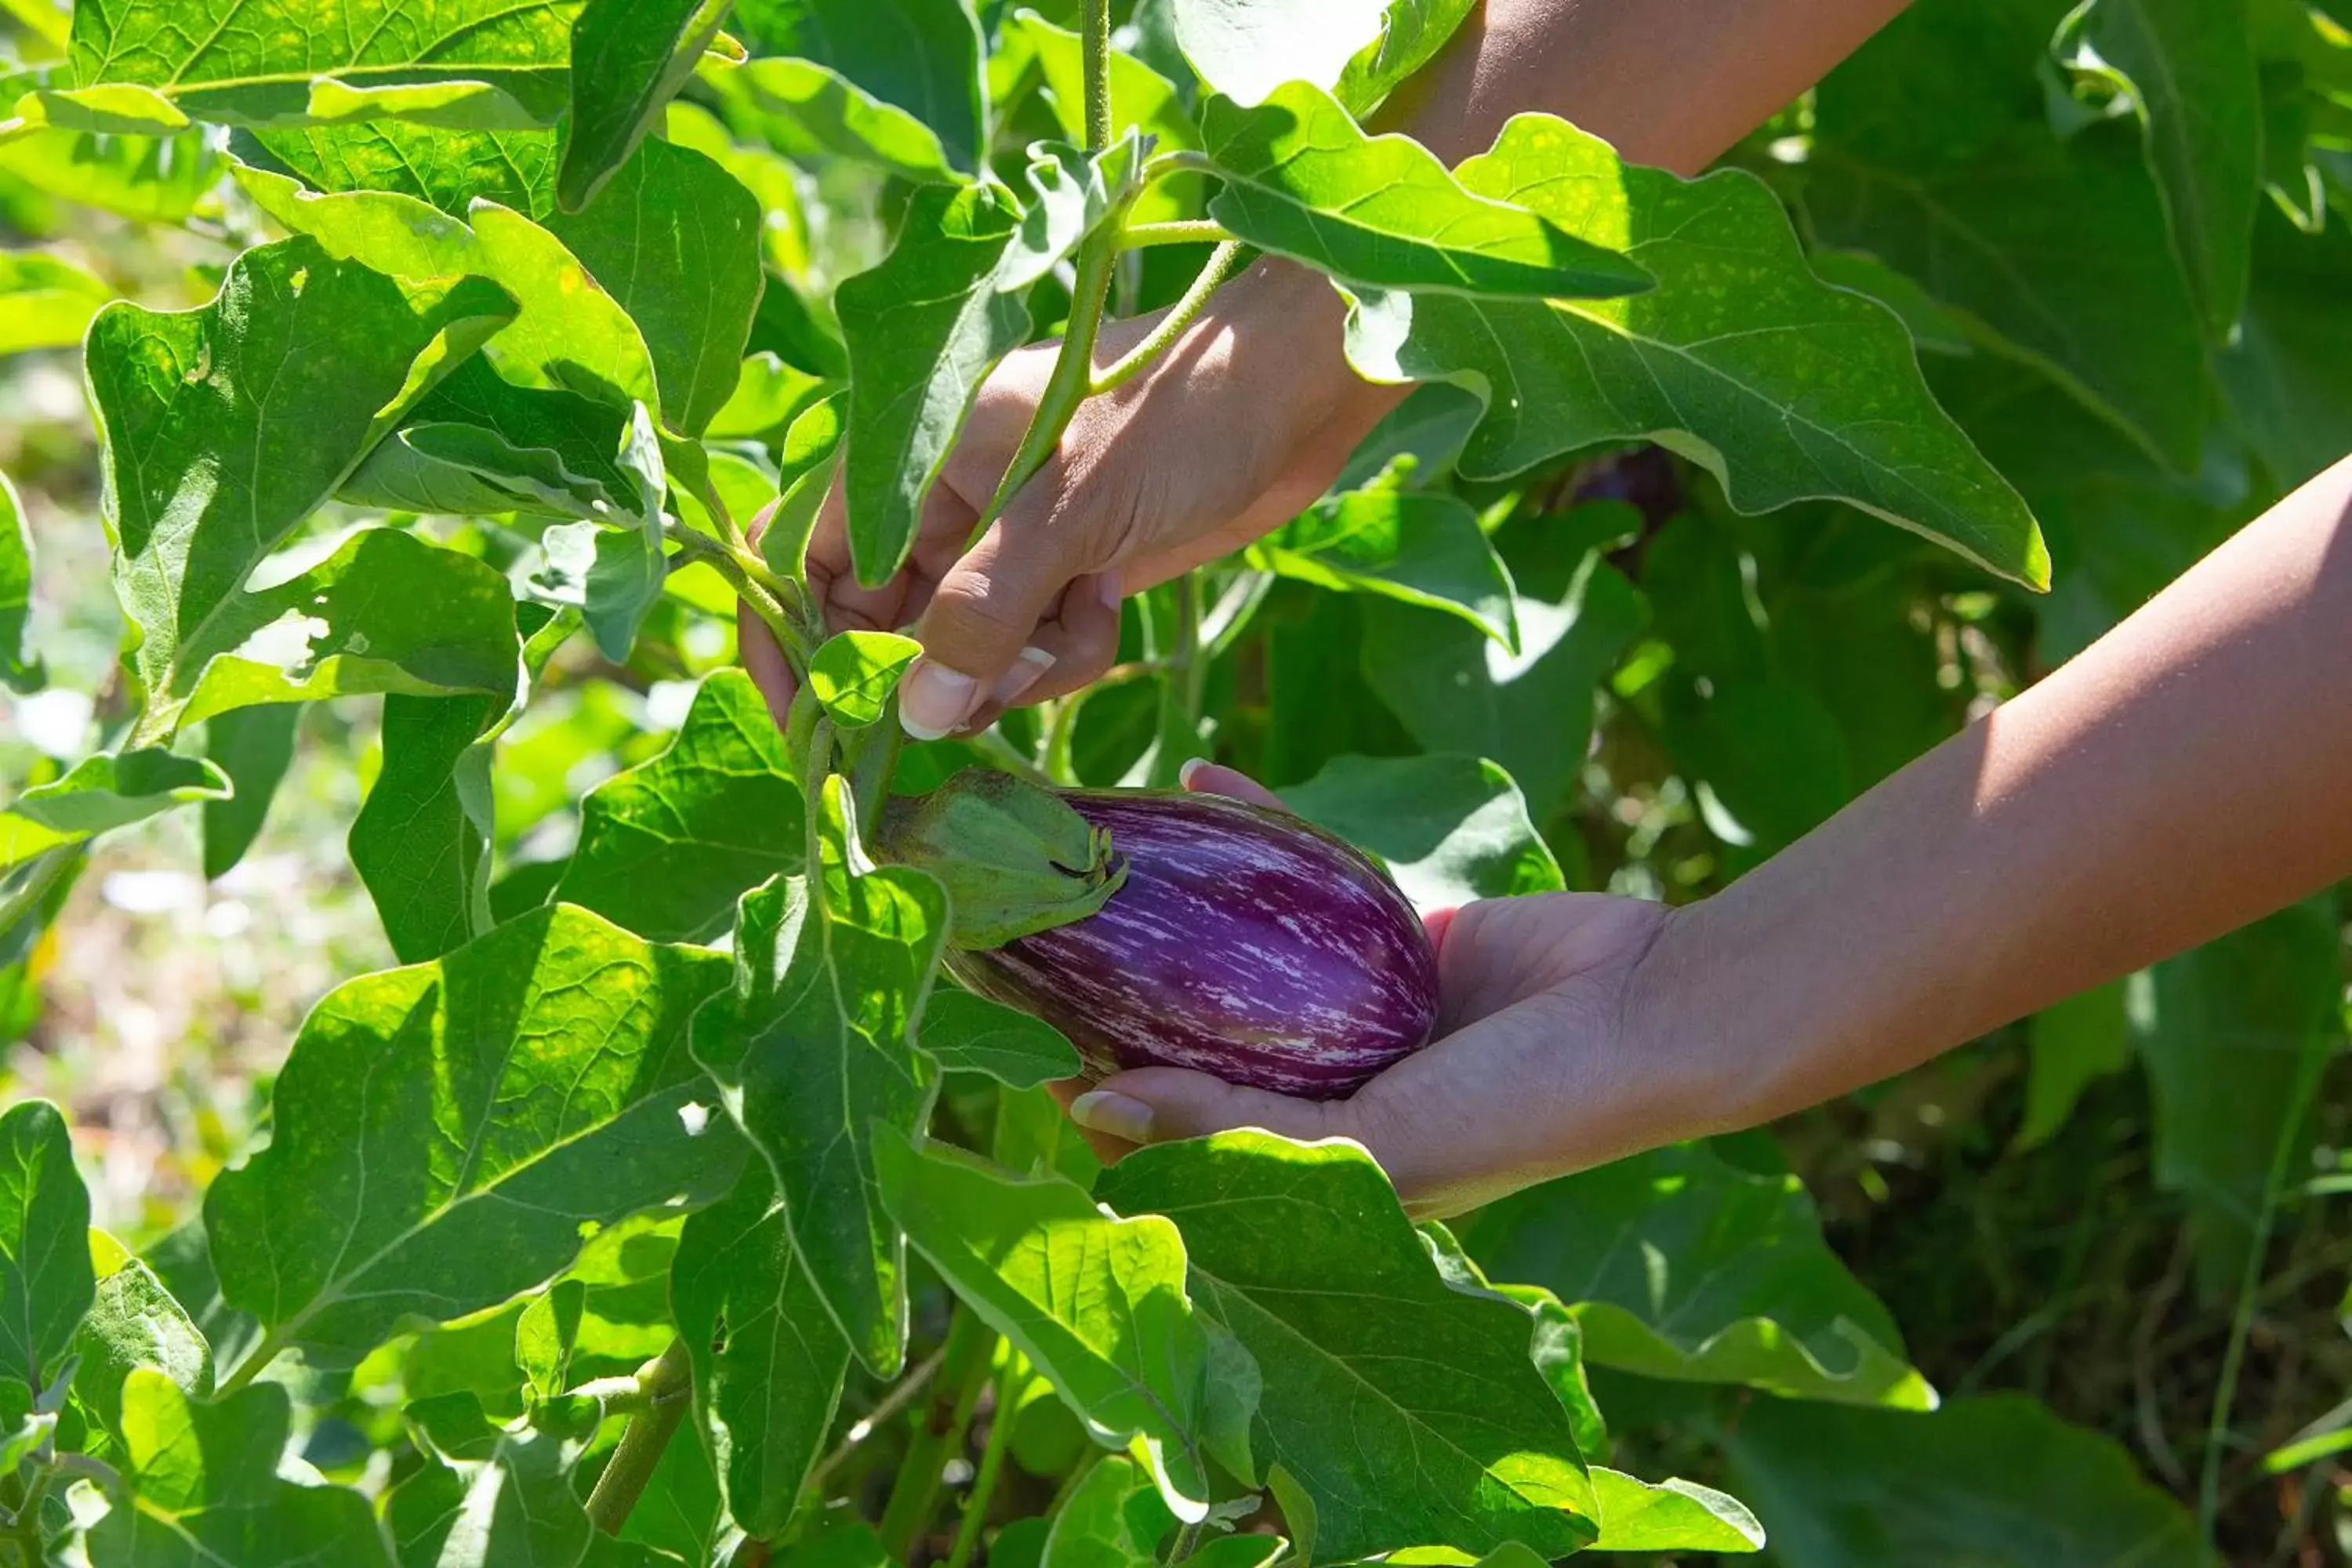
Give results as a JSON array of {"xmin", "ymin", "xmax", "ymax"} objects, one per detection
[
  {"xmin": 739, "ymin": 259, "xmax": 1400, "ymax": 739},
  {"xmin": 1059, "ymin": 763, "xmax": 1717, "ymax": 1218}
]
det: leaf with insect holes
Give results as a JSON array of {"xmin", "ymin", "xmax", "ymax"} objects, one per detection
[
  {"xmin": 202, "ymin": 904, "xmax": 742, "ymax": 1370},
  {"xmin": 0, "ymin": 1100, "xmax": 93, "ymax": 1399},
  {"xmin": 83, "ymin": 238, "xmax": 517, "ymax": 735},
  {"xmin": 809, "ymin": 631, "xmax": 924, "ymax": 729},
  {"xmin": 557, "ymin": 669, "xmax": 805, "ymax": 943},
  {"xmin": 692, "ymin": 779, "xmax": 948, "ymax": 1377},
  {"xmin": 875, "ymin": 1131, "xmax": 1256, "ymax": 1522},
  {"xmin": 673, "ymin": 1163, "xmax": 850, "ymax": 1537},
  {"xmin": 1200, "ymin": 83, "xmax": 1651, "ymax": 300},
  {"xmin": 1097, "ymin": 1131, "xmax": 1599, "ymax": 1560},
  {"xmin": 1342, "ymin": 115, "xmax": 2046, "ymax": 587}
]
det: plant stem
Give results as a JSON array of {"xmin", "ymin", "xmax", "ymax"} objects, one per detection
[
  {"xmin": 1146, "ymin": 572, "xmax": 1204, "ymax": 787},
  {"xmin": 1093, "ymin": 241, "xmax": 1246, "ymax": 396},
  {"xmin": 1116, "ymin": 220, "xmax": 1238, "ymax": 249},
  {"xmin": 214, "ymin": 1329, "xmax": 289, "ymax": 1397},
  {"xmin": 585, "ymin": 1341, "xmax": 696, "ymax": 1536},
  {"xmin": 943, "ymin": 1354, "xmax": 1024, "ymax": 1568},
  {"xmin": 849, "ymin": 706, "xmax": 905, "ymax": 837},
  {"xmin": 1080, "ymin": 0, "xmax": 1112, "ymax": 148},
  {"xmin": 667, "ymin": 521, "xmax": 821, "ymax": 672},
  {"xmin": 966, "ymin": 725, "xmax": 1057, "ymax": 786},
  {"xmin": 804, "ymin": 1345, "xmax": 948, "ymax": 1497},
  {"xmin": 1166, "ymin": 1519, "xmax": 1204, "ymax": 1564},
  {"xmin": 877, "ymin": 1308, "xmax": 1000, "ymax": 1563}
]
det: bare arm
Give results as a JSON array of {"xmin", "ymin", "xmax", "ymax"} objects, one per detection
[{"xmin": 1637, "ymin": 456, "xmax": 2352, "ymax": 1135}]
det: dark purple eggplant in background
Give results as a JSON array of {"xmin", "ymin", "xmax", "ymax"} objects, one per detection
[{"xmin": 938, "ymin": 788, "xmax": 1440, "ymax": 1099}]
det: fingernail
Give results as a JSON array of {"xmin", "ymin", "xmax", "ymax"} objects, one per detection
[
  {"xmin": 1094, "ymin": 571, "xmax": 1123, "ymax": 612},
  {"xmin": 899, "ymin": 660, "xmax": 978, "ymax": 741},
  {"xmin": 992, "ymin": 645, "xmax": 1057, "ymax": 707},
  {"xmin": 1069, "ymin": 1089, "xmax": 1154, "ymax": 1143},
  {"xmin": 1177, "ymin": 757, "xmax": 1209, "ymax": 789}
]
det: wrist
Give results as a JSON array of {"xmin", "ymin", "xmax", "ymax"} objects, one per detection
[
  {"xmin": 1614, "ymin": 898, "xmax": 1781, "ymax": 1148},
  {"xmin": 1194, "ymin": 256, "xmax": 1407, "ymax": 444}
]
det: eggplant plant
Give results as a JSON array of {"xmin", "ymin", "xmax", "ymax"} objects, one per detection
[{"xmin": 0, "ymin": 0, "xmax": 2346, "ymax": 1563}]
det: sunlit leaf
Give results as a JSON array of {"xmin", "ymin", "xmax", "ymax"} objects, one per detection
[
  {"xmin": 0, "ymin": 750, "xmax": 230, "ymax": 873},
  {"xmin": 734, "ymin": 0, "xmax": 988, "ymax": 172},
  {"xmin": 0, "ymin": 1099, "xmax": 93, "ymax": 1399},
  {"xmin": 1278, "ymin": 753, "xmax": 1559, "ymax": 911},
  {"xmin": 385, "ymin": 1390, "xmax": 595, "ymax": 1568},
  {"xmin": 808, "ymin": 630, "xmax": 924, "ymax": 729},
  {"xmin": 73, "ymin": 1253, "xmax": 213, "ymax": 1440},
  {"xmin": 559, "ymin": 0, "xmax": 735, "ymax": 212},
  {"xmin": 1250, "ymin": 488, "xmax": 1517, "ymax": 648},
  {"xmin": 916, "ymin": 989, "xmax": 1082, "ymax": 1088},
  {"xmin": 0, "ymin": 248, "xmax": 109, "ymax": 354}
]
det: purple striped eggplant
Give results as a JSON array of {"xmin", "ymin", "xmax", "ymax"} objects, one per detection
[{"xmin": 884, "ymin": 777, "xmax": 1439, "ymax": 1099}]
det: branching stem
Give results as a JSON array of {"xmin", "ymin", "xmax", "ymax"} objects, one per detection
[
  {"xmin": 1093, "ymin": 242, "xmax": 1247, "ymax": 396},
  {"xmin": 878, "ymin": 1309, "xmax": 1000, "ymax": 1562},
  {"xmin": 1117, "ymin": 220, "xmax": 1238, "ymax": 249},
  {"xmin": 583, "ymin": 1341, "xmax": 696, "ymax": 1536}
]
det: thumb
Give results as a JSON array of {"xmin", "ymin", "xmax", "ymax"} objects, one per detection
[
  {"xmin": 900, "ymin": 517, "xmax": 1086, "ymax": 741},
  {"xmin": 1071, "ymin": 1065, "xmax": 1352, "ymax": 1149}
]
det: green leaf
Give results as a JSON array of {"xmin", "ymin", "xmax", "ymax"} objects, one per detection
[
  {"xmin": 734, "ymin": 0, "xmax": 988, "ymax": 172},
  {"xmin": 916, "ymin": 989, "xmax": 1083, "ymax": 1088},
  {"xmin": 0, "ymin": 1100, "xmax": 93, "ymax": 1398},
  {"xmin": 1097, "ymin": 1131, "xmax": 1598, "ymax": 1560},
  {"xmin": 543, "ymin": 138, "xmax": 767, "ymax": 435},
  {"xmin": 2016, "ymin": 978, "xmax": 2132, "ymax": 1152},
  {"xmin": 1363, "ymin": 524, "xmax": 1649, "ymax": 818},
  {"xmin": 515, "ymin": 1279, "xmax": 583, "ymax": 1403},
  {"xmin": 2135, "ymin": 902, "xmax": 2344, "ymax": 1298},
  {"xmin": 835, "ymin": 183, "xmax": 1029, "ymax": 586},
  {"xmin": 1457, "ymin": 1142, "xmax": 1934, "ymax": 1410},
  {"xmin": 0, "ymin": 81, "xmax": 220, "ymax": 223},
  {"xmin": 1721, "ymin": 1394, "xmax": 2213, "ymax": 1566},
  {"xmin": 85, "ymin": 237, "xmax": 517, "ymax": 731},
  {"xmin": 0, "ymin": 750, "xmax": 231, "ymax": 874},
  {"xmin": 875, "ymin": 1132, "xmax": 1251, "ymax": 1521},
  {"xmin": 2220, "ymin": 205, "xmax": 2352, "ymax": 489},
  {"xmin": 1251, "ymin": 489, "xmax": 1517, "ymax": 648},
  {"xmin": 171, "ymin": 527, "xmax": 521, "ymax": 733},
  {"xmin": 1200, "ymin": 84, "xmax": 1651, "ymax": 300},
  {"xmin": 203, "ymin": 904, "xmax": 741, "ymax": 1370},
  {"xmin": 89, "ymin": 1370, "xmax": 394, "ymax": 1566},
  {"xmin": 242, "ymin": 121, "xmax": 557, "ymax": 216},
  {"xmin": 3, "ymin": 80, "xmax": 188, "ymax": 136},
  {"xmin": 1011, "ymin": 12, "xmax": 1203, "ymax": 225},
  {"xmin": 343, "ymin": 355, "xmax": 641, "ymax": 522},
  {"xmin": 73, "ymin": 1254, "xmax": 214, "ymax": 1439},
  {"xmin": 2069, "ymin": 0, "xmax": 2262, "ymax": 335},
  {"xmin": 1278, "ymin": 753, "xmax": 1560, "ymax": 910},
  {"xmin": 718, "ymin": 56, "xmax": 964, "ymax": 185},
  {"xmin": 1040, "ymin": 1453, "xmax": 1175, "ymax": 1568},
  {"xmin": 65, "ymin": 0, "xmax": 579, "ymax": 132},
  {"xmin": 1588, "ymin": 1469, "xmax": 1765, "ymax": 1554},
  {"xmin": 351, "ymin": 692, "xmax": 502, "ymax": 965},
  {"xmin": 808, "ymin": 630, "xmax": 924, "ymax": 728},
  {"xmin": 1333, "ymin": 0, "xmax": 1479, "ymax": 116},
  {"xmin": 556, "ymin": 668, "xmax": 805, "ymax": 943},
  {"xmin": 691, "ymin": 778, "xmax": 947, "ymax": 1377},
  {"xmin": 541, "ymin": 405, "xmax": 671, "ymax": 662},
  {"xmin": 1803, "ymin": 2, "xmax": 2206, "ymax": 467},
  {"xmin": 385, "ymin": 1391, "xmax": 593, "ymax": 1568},
  {"xmin": 1343, "ymin": 116, "xmax": 2047, "ymax": 586},
  {"xmin": 0, "ymin": 469, "xmax": 42, "ymax": 693},
  {"xmin": 1808, "ymin": 249, "xmax": 1980, "ymax": 358},
  {"xmin": 1171, "ymin": 0, "xmax": 1390, "ymax": 106},
  {"xmin": 559, "ymin": 0, "xmax": 735, "ymax": 212},
  {"xmin": 709, "ymin": 352, "xmax": 829, "ymax": 443},
  {"xmin": 0, "ymin": 248, "xmax": 110, "ymax": 354},
  {"xmin": 1003, "ymin": 134, "xmax": 1150, "ymax": 289},
  {"xmin": 199, "ymin": 704, "xmax": 300, "ymax": 880},
  {"xmin": 672, "ymin": 1163, "xmax": 850, "ymax": 1537}
]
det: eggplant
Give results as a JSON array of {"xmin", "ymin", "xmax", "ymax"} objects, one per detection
[{"xmin": 884, "ymin": 776, "xmax": 1439, "ymax": 1098}]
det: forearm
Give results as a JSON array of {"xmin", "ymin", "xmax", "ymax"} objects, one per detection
[{"xmin": 1642, "ymin": 456, "xmax": 2352, "ymax": 1131}]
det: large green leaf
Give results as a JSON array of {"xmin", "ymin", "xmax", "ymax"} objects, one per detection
[
  {"xmin": 0, "ymin": 749, "xmax": 230, "ymax": 874},
  {"xmin": 345, "ymin": 355, "xmax": 640, "ymax": 519},
  {"xmin": 672, "ymin": 1163, "xmax": 850, "ymax": 1538},
  {"xmin": 0, "ymin": 247, "xmax": 110, "ymax": 354},
  {"xmin": 350, "ymin": 692, "xmax": 502, "ymax": 964},
  {"xmin": 1363, "ymin": 518, "xmax": 1649, "ymax": 819},
  {"xmin": 734, "ymin": 0, "xmax": 987, "ymax": 172},
  {"xmin": 0, "ymin": 468, "xmax": 42, "ymax": 693},
  {"xmin": 1332, "ymin": 0, "xmax": 1478, "ymax": 116},
  {"xmin": 1588, "ymin": 1470, "xmax": 1765, "ymax": 1554},
  {"xmin": 2070, "ymin": 0, "xmax": 2262, "ymax": 335},
  {"xmin": 1802, "ymin": 0, "xmax": 2206, "ymax": 467},
  {"xmin": 87, "ymin": 1370, "xmax": 394, "ymax": 1566},
  {"xmin": 384, "ymin": 1391, "xmax": 593, "ymax": 1568},
  {"xmin": 558, "ymin": 0, "xmax": 734, "ymax": 212},
  {"xmin": 0, "ymin": 1100, "xmax": 93, "ymax": 1398},
  {"xmin": 202, "ymin": 904, "xmax": 741, "ymax": 1370},
  {"xmin": 915, "ymin": 989, "xmax": 1083, "ymax": 1088},
  {"xmin": 834, "ymin": 183, "xmax": 1029, "ymax": 586},
  {"xmin": 243, "ymin": 121, "xmax": 557, "ymax": 216},
  {"xmin": 874, "ymin": 1132, "xmax": 1251, "ymax": 1522},
  {"xmin": 1250, "ymin": 489, "xmax": 1518, "ymax": 648},
  {"xmin": 1097, "ymin": 1131, "xmax": 1599, "ymax": 1560},
  {"xmin": 170, "ymin": 526, "xmax": 521, "ymax": 732},
  {"xmin": 1722, "ymin": 1394, "xmax": 2213, "ymax": 1566},
  {"xmin": 201, "ymin": 705, "xmax": 300, "ymax": 880},
  {"xmin": 542, "ymin": 138, "xmax": 765, "ymax": 435},
  {"xmin": 1169, "ymin": 0, "xmax": 1389, "ymax": 106},
  {"xmin": 1200, "ymin": 84, "xmax": 1651, "ymax": 301},
  {"xmin": 1459, "ymin": 1142, "xmax": 1933, "ymax": 1410},
  {"xmin": 691, "ymin": 779, "xmax": 946, "ymax": 1377},
  {"xmin": 556, "ymin": 669, "xmax": 804, "ymax": 944},
  {"xmin": 84, "ymin": 237, "xmax": 516, "ymax": 735},
  {"xmin": 2136, "ymin": 902, "xmax": 2344, "ymax": 1298},
  {"xmin": 1342, "ymin": 116, "xmax": 2046, "ymax": 585},
  {"xmin": 1278, "ymin": 753, "xmax": 1562, "ymax": 910},
  {"xmin": 63, "ymin": 0, "xmax": 582, "ymax": 131}
]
